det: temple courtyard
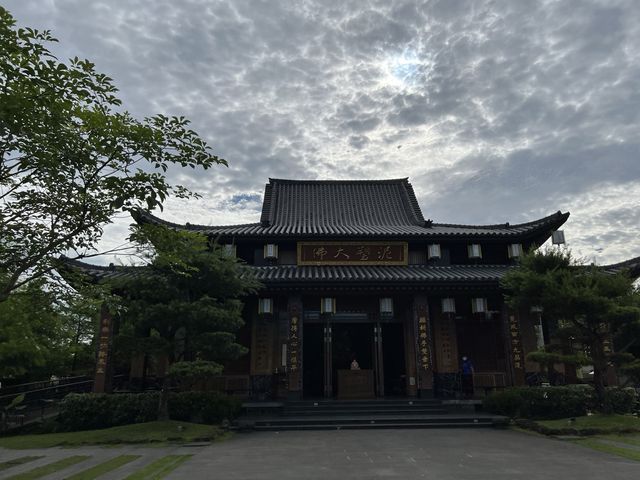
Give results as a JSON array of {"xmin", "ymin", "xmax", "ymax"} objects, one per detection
[{"xmin": 1, "ymin": 428, "xmax": 639, "ymax": 479}]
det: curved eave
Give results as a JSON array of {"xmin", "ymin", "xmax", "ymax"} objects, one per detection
[
  {"xmin": 244, "ymin": 265, "xmax": 511, "ymax": 292},
  {"xmin": 132, "ymin": 210, "xmax": 570, "ymax": 241},
  {"xmin": 601, "ymin": 255, "xmax": 640, "ymax": 280},
  {"xmin": 56, "ymin": 256, "xmax": 146, "ymax": 287}
]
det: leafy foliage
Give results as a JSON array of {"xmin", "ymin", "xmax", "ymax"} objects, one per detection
[
  {"xmin": 602, "ymin": 387, "xmax": 638, "ymax": 415},
  {"xmin": 0, "ymin": 278, "xmax": 100, "ymax": 380},
  {"xmin": 484, "ymin": 386, "xmax": 637, "ymax": 419},
  {"xmin": 117, "ymin": 224, "xmax": 259, "ymax": 370},
  {"xmin": 115, "ymin": 224, "xmax": 259, "ymax": 418},
  {"xmin": 483, "ymin": 386, "xmax": 593, "ymax": 419},
  {"xmin": 502, "ymin": 248, "xmax": 640, "ymax": 406},
  {"xmin": 57, "ymin": 392, "xmax": 242, "ymax": 431},
  {"xmin": 0, "ymin": 7, "xmax": 225, "ymax": 300}
]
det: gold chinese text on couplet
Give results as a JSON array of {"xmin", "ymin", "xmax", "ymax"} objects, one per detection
[{"xmin": 297, "ymin": 242, "xmax": 408, "ymax": 266}]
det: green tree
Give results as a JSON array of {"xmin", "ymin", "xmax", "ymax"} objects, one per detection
[
  {"xmin": 502, "ymin": 248, "xmax": 640, "ymax": 407},
  {"xmin": 0, "ymin": 7, "xmax": 225, "ymax": 301},
  {"xmin": 116, "ymin": 224, "xmax": 259, "ymax": 419},
  {"xmin": 0, "ymin": 278, "xmax": 99, "ymax": 381}
]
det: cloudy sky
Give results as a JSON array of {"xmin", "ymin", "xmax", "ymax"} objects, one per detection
[{"xmin": 6, "ymin": 0, "xmax": 640, "ymax": 265}]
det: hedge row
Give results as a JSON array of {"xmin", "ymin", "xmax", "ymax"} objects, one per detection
[
  {"xmin": 57, "ymin": 392, "xmax": 242, "ymax": 431},
  {"xmin": 483, "ymin": 386, "xmax": 637, "ymax": 419}
]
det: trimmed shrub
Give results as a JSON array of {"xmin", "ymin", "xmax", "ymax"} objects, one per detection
[
  {"xmin": 603, "ymin": 387, "xmax": 637, "ymax": 414},
  {"xmin": 168, "ymin": 391, "xmax": 242, "ymax": 424},
  {"xmin": 58, "ymin": 392, "xmax": 159, "ymax": 431},
  {"xmin": 481, "ymin": 389, "xmax": 523, "ymax": 418},
  {"xmin": 57, "ymin": 391, "xmax": 242, "ymax": 431},
  {"xmin": 483, "ymin": 385, "xmax": 594, "ymax": 420}
]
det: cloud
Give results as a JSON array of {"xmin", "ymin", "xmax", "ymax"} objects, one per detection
[{"xmin": 5, "ymin": 0, "xmax": 640, "ymax": 265}]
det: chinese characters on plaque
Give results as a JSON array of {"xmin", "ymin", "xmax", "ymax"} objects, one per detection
[
  {"xmin": 418, "ymin": 315, "xmax": 431, "ymax": 371},
  {"xmin": 434, "ymin": 316, "xmax": 457, "ymax": 372},
  {"xmin": 509, "ymin": 315, "xmax": 524, "ymax": 371},
  {"xmin": 251, "ymin": 319, "xmax": 274, "ymax": 375},
  {"xmin": 96, "ymin": 313, "xmax": 112, "ymax": 375},
  {"xmin": 288, "ymin": 315, "xmax": 300, "ymax": 372},
  {"xmin": 298, "ymin": 242, "xmax": 408, "ymax": 265}
]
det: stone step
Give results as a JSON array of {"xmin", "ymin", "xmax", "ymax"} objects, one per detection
[
  {"xmin": 237, "ymin": 413, "xmax": 507, "ymax": 432},
  {"xmin": 251, "ymin": 421, "xmax": 497, "ymax": 431},
  {"xmin": 285, "ymin": 399, "xmax": 442, "ymax": 407},
  {"xmin": 283, "ymin": 407, "xmax": 449, "ymax": 416}
]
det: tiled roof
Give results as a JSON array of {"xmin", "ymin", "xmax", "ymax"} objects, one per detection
[
  {"xmin": 60, "ymin": 257, "xmax": 510, "ymax": 286},
  {"xmin": 249, "ymin": 264, "xmax": 510, "ymax": 284},
  {"xmin": 133, "ymin": 178, "xmax": 570, "ymax": 240},
  {"xmin": 260, "ymin": 178, "xmax": 425, "ymax": 229},
  {"xmin": 59, "ymin": 255, "xmax": 640, "ymax": 289},
  {"xmin": 601, "ymin": 256, "xmax": 640, "ymax": 279},
  {"xmin": 57, "ymin": 257, "xmax": 146, "ymax": 283}
]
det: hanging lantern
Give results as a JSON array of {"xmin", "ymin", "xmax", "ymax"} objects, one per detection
[
  {"xmin": 442, "ymin": 297, "xmax": 456, "ymax": 313},
  {"xmin": 258, "ymin": 298, "xmax": 273, "ymax": 314},
  {"xmin": 320, "ymin": 297, "xmax": 336, "ymax": 314},
  {"xmin": 380, "ymin": 298, "xmax": 394, "ymax": 315},
  {"xmin": 471, "ymin": 297, "xmax": 487, "ymax": 314}
]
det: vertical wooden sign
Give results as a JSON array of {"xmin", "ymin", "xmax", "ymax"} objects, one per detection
[
  {"xmin": 287, "ymin": 299, "xmax": 303, "ymax": 395},
  {"xmin": 508, "ymin": 313, "xmax": 526, "ymax": 386},
  {"xmin": 94, "ymin": 304, "xmax": 114, "ymax": 393},
  {"xmin": 434, "ymin": 313, "xmax": 459, "ymax": 373},
  {"xmin": 251, "ymin": 317, "xmax": 275, "ymax": 375},
  {"xmin": 414, "ymin": 298, "xmax": 433, "ymax": 394}
]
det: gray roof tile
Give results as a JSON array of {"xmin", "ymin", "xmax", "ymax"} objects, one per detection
[
  {"xmin": 133, "ymin": 178, "xmax": 570, "ymax": 239},
  {"xmin": 250, "ymin": 264, "xmax": 510, "ymax": 284}
]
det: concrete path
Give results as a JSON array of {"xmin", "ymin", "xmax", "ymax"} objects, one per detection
[
  {"xmin": 1, "ymin": 429, "xmax": 639, "ymax": 479},
  {"xmin": 164, "ymin": 428, "xmax": 640, "ymax": 480}
]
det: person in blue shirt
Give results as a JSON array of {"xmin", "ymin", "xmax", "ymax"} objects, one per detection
[{"xmin": 461, "ymin": 356, "xmax": 474, "ymax": 398}]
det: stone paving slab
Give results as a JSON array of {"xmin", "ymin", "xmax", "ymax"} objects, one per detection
[
  {"xmin": 2, "ymin": 429, "xmax": 639, "ymax": 479},
  {"xmin": 163, "ymin": 428, "xmax": 640, "ymax": 480},
  {"xmin": 0, "ymin": 445, "xmax": 203, "ymax": 479}
]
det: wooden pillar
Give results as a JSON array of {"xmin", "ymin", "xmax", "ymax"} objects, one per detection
[
  {"xmin": 603, "ymin": 337, "xmax": 619, "ymax": 386},
  {"xmin": 404, "ymin": 304, "xmax": 417, "ymax": 397},
  {"xmin": 503, "ymin": 305, "xmax": 526, "ymax": 386},
  {"xmin": 413, "ymin": 294, "xmax": 434, "ymax": 397},
  {"xmin": 93, "ymin": 303, "xmax": 115, "ymax": 393},
  {"xmin": 286, "ymin": 296, "xmax": 303, "ymax": 400}
]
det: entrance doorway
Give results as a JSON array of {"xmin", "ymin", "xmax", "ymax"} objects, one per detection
[
  {"xmin": 332, "ymin": 323, "xmax": 374, "ymax": 397},
  {"xmin": 381, "ymin": 323, "xmax": 406, "ymax": 396},
  {"xmin": 302, "ymin": 320, "xmax": 406, "ymax": 398},
  {"xmin": 302, "ymin": 323, "xmax": 324, "ymax": 398}
]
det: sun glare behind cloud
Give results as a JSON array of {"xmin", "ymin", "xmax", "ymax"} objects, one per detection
[{"xmin": 379, "ymin": 48, "xmax": 433, "ymax": 90}]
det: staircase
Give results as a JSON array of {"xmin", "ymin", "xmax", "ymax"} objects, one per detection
[{"xmin": 236, "ymin": 398, "xmax": 508, "ymax": 431}]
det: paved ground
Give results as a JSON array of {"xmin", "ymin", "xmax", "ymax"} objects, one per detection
[
  {"xmin": 1, "ymin": 429, "xmax": 639, "ymax": 479},
  {"xmin": 0, "ymin": 444, "xmax": 204, "ymax": 479},
  {"xmin": 165, "ymin": 428, "xmax": 640, "ymax": 480}
]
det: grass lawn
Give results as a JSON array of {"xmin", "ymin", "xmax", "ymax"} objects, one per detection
[
  {"xmin": 65, "ymin": 455, "xmax": 141, "ymax": 480},
  {"xmin": 6, "ymin": 455, "xmax": 90, "ymax": 479},
  {"xmin": 0, "ymin": 421, "xmax": 226, "ymax": 449},
  {"xmin": 538, "ymin": 414, "xmax": 640, "ymax": 432},
  {"xmin": 572, "ymin": 436, "xmax": 640, "ymax": 462},
  {"xmin": 123, "ymin": 455, "xmax": 192, "ymax": 480},
  {"xmin": 0, "ymin": 457, "xmax": 43, "ymax": 472},
  {"xmin": 601, "ymin": 433, "xmax": 640, "ymax": 447},
  {"xmin": 533, "ymin": 415, "xmax": 640, "ymax": 462}
]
